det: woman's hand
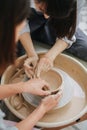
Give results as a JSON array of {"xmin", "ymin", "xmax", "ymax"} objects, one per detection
[
  {"xmin": 24, "ymin": 56, "xmax": 38, "ymax": 78},
  {"xmin": 36, "ymin": 56, "xmax": 53, "ymax": 78},
  {"xmin": 40, "ymin": 91, "xmax": 62, "ymax": 113},
  {"xmin": 23, "ymin": 78, "xmax": 50, "ymax": 96}
]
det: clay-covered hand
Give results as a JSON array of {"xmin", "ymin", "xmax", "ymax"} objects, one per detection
[
  {"xmin": 23, "ymin": 78, "xmax": 51, "ymax": 96},
  {"xmin": 40, "ymin": 91, "xmax": 62, "ymax": 113},
  {"xmin": 36, "ymin": 56, "xmax": 53, "ymax": 78},
  {"xmin": 24, "ymin": 56, "xmax": 38, "ymax": 78}
]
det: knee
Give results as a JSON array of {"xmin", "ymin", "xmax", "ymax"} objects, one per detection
[
  {"xmin": 67, "ymin": 42, "xmax": 87, "ymax": 61},
  {"xmin": 76, "ymin": 45, "xmax": 87, "ymax": 61}
]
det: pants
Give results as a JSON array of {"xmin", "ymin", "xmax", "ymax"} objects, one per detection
[{"xmin": 66, "ymin": 28, "xmax": 87, "ymax": 61}]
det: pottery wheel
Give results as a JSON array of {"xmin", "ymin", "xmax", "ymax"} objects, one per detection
[{"xmin": 1, "ymin": 53, "xmax": 87, "ymax": 128}]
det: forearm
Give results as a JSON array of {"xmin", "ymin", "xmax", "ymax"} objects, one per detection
[
  {"xmin": 0, "ymin": 82, "xmax": 23, "ymax": 99},
  {"xmin": 16, "ymin": 104, "xmax": 45, "ymax": 130},
  {"xmin": 45, "ymin": 39, "xmax": 68, "ymax": 62},
  {"xmin": 19, "ymin": 32, "xmax": 38, "ymax": 58}
]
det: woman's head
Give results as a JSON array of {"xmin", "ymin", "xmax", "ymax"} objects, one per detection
[
  {"xmin": 0, "ymin": 0, "xmax": 30, "ymax": 74},
  {"xmin": 35, "ymin": 0, "xmax": 77, "ymax": 39}
]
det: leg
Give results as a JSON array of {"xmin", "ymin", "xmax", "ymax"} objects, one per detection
[{"xmin": 66, "ymin": 28, "xmax": 87, "ymax": 61}]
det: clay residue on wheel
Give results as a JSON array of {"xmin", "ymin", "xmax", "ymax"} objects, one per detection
[{"xmin": 9, "ymin": 68, "xmax": 26, "ymax": 84}]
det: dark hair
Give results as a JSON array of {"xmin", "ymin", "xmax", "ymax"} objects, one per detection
[
  {"xmin": 0, "ymin": 0, "xmax": 30, "ymax": 74},
  {"xmin": 35, "ymin": 0, "xmax": 77, "ymax": 39}
]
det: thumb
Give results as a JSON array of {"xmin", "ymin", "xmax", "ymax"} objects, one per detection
[
  {"xmin": 36, "ymin": 67, "xmax": 41, "ymax": 78},
  {"xmin": 54, "ymin": 91, "xmax": 63, "ymax": 100},
  {"xmin": 41, "ymin": 90, "xmax": 51, "ymax": 96}
]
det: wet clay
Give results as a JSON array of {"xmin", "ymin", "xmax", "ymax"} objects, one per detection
[{"xmin": 40, "ymin": 69, "xmax": 63, "ymax": 91}]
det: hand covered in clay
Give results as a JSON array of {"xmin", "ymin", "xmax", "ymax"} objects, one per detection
[
  {"xmin": 40, "ymin": 91, "xmax": 62, "ymax": 112},
  {"xmin": 36, "ymin": 56, "xmax": 53, "ymax": 78},
  {"xmin": 23, "ymin": 78, "xmax": 51, "ymax": 96},
  {"xmin": 24, "ymin": 56, "xmax": 38, "ymax": 78}
]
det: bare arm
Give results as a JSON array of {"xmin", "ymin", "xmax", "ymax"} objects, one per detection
[
  {"xmin": 36, "ymin": 39, "xmax": 68, "ymax": 77},
  {"xmin": 0, "ymin": 78, "xmax": 50, "ymax": 100},
  {"xmin": 16, "ymin": 104, "xmax": 45, "ymax": 130},
  {"xmin": 45, "ymin": 39, "xmax": 68, "ymax": 62},
  {"xmin": 0, "ymin": 82, "xmax": 23, "ymax": 99},
  {"xmin": 16, "ymin": 93, "xmax": 62, "ymax": 130},
  {"xmin": 19, "ymin": 32, "xmax": 38, "ymax": 78},
  {"xmin": 19, "ymin": 32, "xmax": 38, "ymax": 58}
]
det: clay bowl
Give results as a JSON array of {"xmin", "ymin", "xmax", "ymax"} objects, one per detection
[
  {"xmin": 40, "ymin": 68, "xmax": 63, "ymax": 93},
  {"xmin": 22, "ymin": 68, "xmax": 63, "ymax": 108}
]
